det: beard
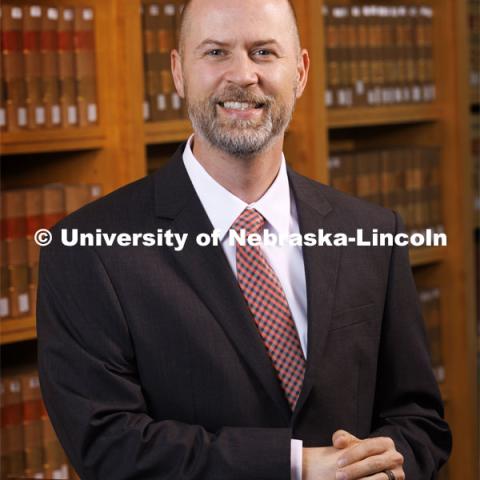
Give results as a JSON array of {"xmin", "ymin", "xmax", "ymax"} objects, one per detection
[{"xmin": 185, "ymin": 84, "xmax": 296, "ymax": 158}]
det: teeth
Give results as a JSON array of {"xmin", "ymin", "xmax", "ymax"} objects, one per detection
[{"xmin": 222, "ymin": 101, "xmax": 256, "ymax": 110}]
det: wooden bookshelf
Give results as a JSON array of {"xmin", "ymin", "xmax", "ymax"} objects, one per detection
[
  {"xmin": 1, "ymin": 0, "xmax": 477, "ymax": 479},
  {"xmin": 0, "ymin": 127, "xmax": 107, "ymax": 155},
  {"xmin": 0, "ymin": 316, "xmax": 36, "ymax": 345},
  {"xmin": 328, "ymin": 104, "xmax": 444, "ymax": 129}
]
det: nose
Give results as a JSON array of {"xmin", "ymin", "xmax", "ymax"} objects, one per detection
[{"xmin": 223, "ymin": 51, "xmax": 259, "ymax": 88}]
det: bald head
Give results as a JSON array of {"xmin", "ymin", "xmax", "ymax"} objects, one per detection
[{"xmin": 177, "ymin": 0, "xmax": 301, "ymax": 56}]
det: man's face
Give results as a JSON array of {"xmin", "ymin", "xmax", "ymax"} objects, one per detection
[{"xmin": 172, "ymin": 0, "xmax": 309, "ymax": 158}]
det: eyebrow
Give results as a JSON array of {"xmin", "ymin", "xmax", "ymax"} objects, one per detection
[{"xmin": 194, "ymin": 38, "xmax": 283, "ymax": 52}]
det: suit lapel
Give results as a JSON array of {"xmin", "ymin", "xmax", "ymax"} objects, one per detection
[
  {"xmin": 153, "ymin": 145, "xmax": 291, "ymax": 421},
  {"xmin": 288, "ymin": 170, "xmax": 342, "ymax": 419}
]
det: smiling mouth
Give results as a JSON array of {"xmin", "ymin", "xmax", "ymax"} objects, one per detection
[{"xmin": 218, "ymin": 101, "xmax": 265, "ymax": 110}]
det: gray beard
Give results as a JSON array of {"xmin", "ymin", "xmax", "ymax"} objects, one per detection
[{"xmin": 186, "ymin": 92, "xmax": 295, "ymax": 158}]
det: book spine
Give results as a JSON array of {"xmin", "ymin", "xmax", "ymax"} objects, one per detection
[
  {"xmin": 324, "ymin": 5, "xmax": 337, "ymax": 108},
  {"xmin": 2, "ymin": 5, "xmax": 27, "ymax": 130},
  {"xmin": 41, "ymin": 6, "xmax": 61, "ymax": 128},
  {"xmin": 23, "ymin": 5, "xmax": 45, "ymax": 129},
  {"xmin": 0, "ymin": 5, "xmax": 7, "ymax": 131},
  {"xmin": 58, "ymin": 7, "xmax": 78, "ymax": 127},
  {"xmin": 74, "ymin": 7, "xmax": 98, "ymax": 126}
]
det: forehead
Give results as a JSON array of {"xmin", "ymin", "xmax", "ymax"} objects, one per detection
[{"xmin": 185, "ymin": 0, "xmax": 295, "ymax": 46}]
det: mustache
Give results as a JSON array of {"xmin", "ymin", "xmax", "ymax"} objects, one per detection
[{"xmin": 211, "ymin": 88, "xmax": 272, "ymax": 106}]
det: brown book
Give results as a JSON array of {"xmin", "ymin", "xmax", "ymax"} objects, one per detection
[
  {"xmin": 41, "ymin": 6, "xmax": 62, "ymax": 128},
  {"xmin": 42, "ymin": 184, "xmax": 66, "ymax": 229},
  {"xmin": 419, "ymin": 6, "xmax": 435, "ymax": 102},
  {"xmin": 1, "ymin": 375, "xmax": 25, "ymax": 478},
  {"xmin": 0, "ymin": 5, "xmax": 7, "ymax": 131},
  {"xmin": 323, "ymin": 5, "xmax": 337, "ymax": 108},
  {"xmin": 20, "ymin": 371, "xmax": 44, "ymax": 478},
  {"xmin": 58, "ymin": 7, "xmax": 78, "ymax": 127},
  {"xmin": 334, "ymin": 6, "xmax": 353, "ymax": 108},
  {"xmin": 158, "ymin": 2, "xmax": 179, "ymax": 120},
  {"xmin": 74, "ymin": 6, "xmax": 98, "ymax": 126},
  {"xmin": 23, "ymin": 5, "xmax": 46, "ymax": 129},
  {"xmin": 1, "ymin": 190, "xmax": 30, "ymax": 318},
  {"xmin": 0, "ymin": 238, "xmax": 9, "ymax": 318},
  {"xmin": 40, "ymin": 399, "xmax": 69, "ymax": 479},
  {"xmin": 350, "ymin": 6, "xmax": 368, "ymax": 106},
  {"xmin": 381, "ymin": 6, "xmax": 397, "ymax": 105},
  {"xmin": 2, "ymin": 5, "xmax": 28, "ymax": 130},
  {"xmin": 396, "ymin": 6, "xmax": 410, "ymax": 104},
  {"xmin": 380, "ymin": 148, "xmax": 396, "ymax": 212},
  {"xmin": 143, "ymin": 2, "xmax": 161, "ymax": 121},
  {"xmin": 64, "ymin": 184, "xmax": 91, "ymax": 214},
  {"xmin": 409, "ymin": 6, "xmax": 422, "ymax": 103}
]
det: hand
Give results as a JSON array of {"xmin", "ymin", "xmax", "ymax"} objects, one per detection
[
  {"xmin": 332, "ymin": 430, "xmax": 405, "ymax": 480},
  {"xmin": 302, "ymin": 446, "xmax": 344, "ymax": 480}
]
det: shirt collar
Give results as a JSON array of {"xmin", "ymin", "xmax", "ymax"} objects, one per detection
[{"xmin": 182, "ymin": 135, "xmax": 291, "ymax": 240}]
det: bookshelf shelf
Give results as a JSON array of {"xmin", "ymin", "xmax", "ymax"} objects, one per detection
[
  {"xmin": 0, "ymin": 127, "xmax": 107, "ymax": 155},
  {"xmin": 0, "ymin": 316, "xmax": 36, "ymax": 345},
  {"xmin": 144, "ymin": 120, "xmax": 192, "ymax": 145},
  {"xmin": 327, "ymin": 104, "xmax": 444, "ymax": 129},
  {"xmin": 409, "ymin": 247, "xmax": 448, "ymax": 267}
]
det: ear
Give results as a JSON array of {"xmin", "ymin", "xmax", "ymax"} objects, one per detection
[
  {"xmin": 171, "ymin": 49, "xmax": 185, "ymax": 98},
  {"xmin": 295, "ymin": 48, "xmax": 310, "ymax": 99}
]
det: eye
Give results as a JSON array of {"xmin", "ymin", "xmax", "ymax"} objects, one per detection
[
  {"xmin": 207, "ymin": 49, "xmax": 224, "ymax": 56},
  {"xmin": 253, "ymin": 49, "xmax": 273, "ymax": 57}
]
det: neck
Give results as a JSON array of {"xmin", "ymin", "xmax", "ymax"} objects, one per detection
[{"xmin": 191, "ymin": 134, "xmax": 285, "ymax": 204}]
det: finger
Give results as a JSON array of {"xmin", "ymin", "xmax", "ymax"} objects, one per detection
[
  {"xmin": 333, "ymin": 430, "xmax": 359, "ymax": 449},
  {"xmin": 336, "ymin": 450, "xmax": 404, "ymax": 480},
  {"xmin": 357, "ymin": 467, "xmax": 405, "ymax": 480},
  {"xmin": 337, "ymin": 437, "xmax": 395, "ymax": 468}
]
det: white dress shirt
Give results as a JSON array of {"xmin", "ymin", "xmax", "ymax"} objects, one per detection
[{"xmin": 182, "ymin": 135, "xmax": 306, "ymax": 480}]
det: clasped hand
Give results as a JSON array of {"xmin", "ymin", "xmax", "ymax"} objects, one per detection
[{"xmin": 303, "ymin": 430, "xmax": 405, "ymax": 480}]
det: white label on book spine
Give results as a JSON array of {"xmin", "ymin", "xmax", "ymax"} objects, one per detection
[
  {"xmin": 10, "ymin": 380, "xmax": 20, "ymax": 393},
  {"xmin": 12, "ymin": 7, "xmax": 22, "ymax": 19},
  {"xmin": 0, "ymin": 108, "xmax": 5, "ymax": 127},
  {"xmin": 157, "ymin": 94, "xmax": 167, "ymax": 111},
  {"xmin": 51, "ymin": 105, "xmax": 61, "ymax": 124},
  {"xmin": 90, "ymin": 185, "xmax": 101, "ymax": 198},
  {"xmin": 143, "ymin": 101, "xmax": 150, "ymax": 120},
  {"xmin": 325, "ymin": 90, "xmax": 333, "ymax": 107},
  {"xmin": 48, "ymin": 8, "xmax": 58, "ymax": 20},
  {"xmin": 18, "ymin": 293, "xmax": 29, "ymax": 313},
  {"xmin": 412, "ymin": 86, "xmax": 421, "ymax": 102},
  {"xmin": 17, "ymin": 107, "xmax": 27, "ymax": 126},
  {"xmin": 149, "ymin": 5, "xmax": 160, "ymax": 16},
  {"xmin": 29, "ymin": 376, "xmax": 40, "ymax": 388},
  {"xmin": 165, "ymin": 4, "xmax": 176, "ymax": 16},
  {"xmin": 0, "ymin": 298, "xmax": 9, "ymax": 317},
  {"xmin": 64, "ymin": 9, "xmax": 74, "ymax": 21},
  {"xmin": 30, "ymin": 6, "xmax": 41, "ymax": 18},
  {"xmin": 33, "ymin": 473, "xmax": 44, "ymax": 479},
  {"xmin": 68, "ymin": 105, "xmax": 78, "ymax": 124},
  {"xmin": 87, "ymin": 103, "xmax": 97, "ymax": 123},
  {"xmin": 171, "ymin": 93, "xmax": 181, "ymax": 110},
  {"xmin": 83, "ymin": 8, "xmax": 94, "ymax": 21},
  {"xmin": 35, "ymin": 106, "xmax": 46, "ymax": 125}
]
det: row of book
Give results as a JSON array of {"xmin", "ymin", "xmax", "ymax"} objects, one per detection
[
  {"xmin": 141, "ymin": 1, "xmax": 188, "ymax": 122},
  {"xmin": 328, "ymin": 146, "xmax": 443, "ymax": 236},
  {"xmin": 418, "ymin": 287, "xmax": 445, "ymax": 384},
  {"xmin": 1, "ymin": 367, "xmax": 79, "ymax": 479},
  {"xmin": 1, "ymin": 183, "xmax": 101, "ymax": 320},
  {"xmin": 324, "ymin": 4, "xmax": 436, "ymax": 108},
  {"xmin": 469, "ymin": 0, "xmax": 480, "ymax": 104},
  {"xmin": 0, "ymin": 4, "xmax": 98, "ymax": 132}
]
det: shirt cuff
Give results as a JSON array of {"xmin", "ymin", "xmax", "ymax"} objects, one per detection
[{"xmin": 290, "ymin": 438, "xmax": 303, "ymax": 480}]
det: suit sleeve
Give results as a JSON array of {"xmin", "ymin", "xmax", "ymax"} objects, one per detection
[
  {"xmin": 36, "ymin": 235, "xmax": 292, "ymax": 480},
  {"xmin": 368, "ymin": 211, "xmax": 452, "ymax": 478}
]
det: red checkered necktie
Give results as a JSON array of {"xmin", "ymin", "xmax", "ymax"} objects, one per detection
[{"xmin": 232, "ymin": 208, "xmax": 305, "ymax": 410}]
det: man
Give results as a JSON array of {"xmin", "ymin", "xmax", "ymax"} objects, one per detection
[{"xmin": 37, "ymin": 0, "xmax": 451, "ymax": 479}]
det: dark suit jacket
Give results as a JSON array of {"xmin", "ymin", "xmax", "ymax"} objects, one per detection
[{"xmin": 37, "ymin": 143, "xmax": 451, "ymax": 479}]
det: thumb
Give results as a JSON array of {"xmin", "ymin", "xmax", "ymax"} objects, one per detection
[{"xmin": 332, "ymin": 430, "xmax": 359, "ymax": 449}]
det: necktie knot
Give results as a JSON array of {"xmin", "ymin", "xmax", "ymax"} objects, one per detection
[{"xmin": 231, "ymin": 208, "xmax": 265, "ymax": 235}]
